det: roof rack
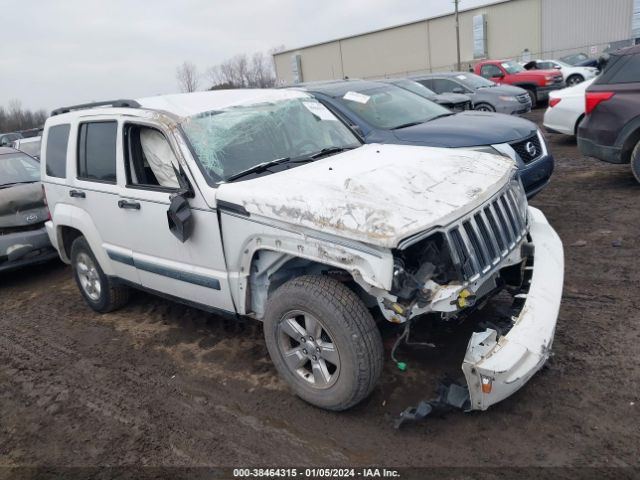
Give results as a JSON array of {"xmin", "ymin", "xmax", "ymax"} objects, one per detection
[{"xmin": 51, "ymin": 99, "xmax": 141, "ymax": 116}]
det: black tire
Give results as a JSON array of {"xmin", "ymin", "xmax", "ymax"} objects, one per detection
[
  {"xmin": 631, "ymin": 140, "xmax": 640, "ymax": 184},
  {"xmin": 70, "ymin": 236, "xmax": 130, "ymax": 313},
  {"xmin": 526, "ymin": 89, "xmax": 537, "ymax": 108},
  {"xmin": 263, "ymin": 275, "xmax": 383, "ymax": 411},
  {"xmin": 474, "ymin": 102, "xmax": 495, "ymax": 112},
  {"xmin": 566, "ymin": 74, "xmax": 584, "ymax": 86}
]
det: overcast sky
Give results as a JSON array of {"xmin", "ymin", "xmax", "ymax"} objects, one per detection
[{"xmin": 0, "ymin": 0, "xmax": 500, "ymax": 111}]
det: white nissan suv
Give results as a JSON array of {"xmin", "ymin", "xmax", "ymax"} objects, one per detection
[{"xmin": 41, "ymin": 89, "xmax": 564, "ymax": 413}]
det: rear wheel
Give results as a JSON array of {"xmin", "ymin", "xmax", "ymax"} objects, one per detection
[
  {"xmin": 566, "ymin": 74, "xmax": 584, "ymax": 86},
  {"xmin": 263, "ymin": 275, "xmax": 383, "ymax": 411},
  {"xmin": 631, "ymin": 139, "xmax": 640, "ymax": 184},
  {"xmin": 70, "ymin": 237, "xmax": 130, "ymax": 313},
  {"xmin": 474, "ymin": 102, "xmax": 495, "ymax": 112}
]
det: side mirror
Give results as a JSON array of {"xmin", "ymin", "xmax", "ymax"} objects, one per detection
[
  {"xmin": 452, "ymin": 87, "xmax": 465, "ymax": 94},
  {"xmin": 494, "ymin": 72, "xmax": 505, "ymax": 78},
  {"xmin": 167, "ymin": 193, "xmax": 194, "ymax": 242}
]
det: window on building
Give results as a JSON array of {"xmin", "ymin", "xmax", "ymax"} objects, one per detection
[
  {"xmin": 45, "ymin": 124, "xmax": 70, "ymax": 178},
  {"xmin": 77, "ymin": 121, "xmax": 117, "ymax": 182}
]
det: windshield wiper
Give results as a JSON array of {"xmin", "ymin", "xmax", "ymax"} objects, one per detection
[
  {"xmin": 308, "ymin": 146, "xmax": 355, "ymax": 159},
  {"xmin": 0, "ymin": 180, "xmax": 38, "ymax": 189},
  {"xmin": 224, "ymin": 157, "xmax": 293, "ymax": 182},
  {"xmin": 391, "ymin": 120, "xmax": 427, "ymax": 130}
]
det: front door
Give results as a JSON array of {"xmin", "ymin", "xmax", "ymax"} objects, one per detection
[{"xmin": 115, "ymin": 121, "xmax": 235, "ymax": 313}]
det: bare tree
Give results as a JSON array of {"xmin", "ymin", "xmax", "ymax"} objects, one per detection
[
  {"xmin": 0, "ymin": 100, "xmax": 48, "ymax": 133},
  {"xmin": 207, "ymin": 48, "xmax": 281, "ymax": 90},
  {"xmin": 176, "ymin": 61, "xmax": 200, "ymax": 93}
]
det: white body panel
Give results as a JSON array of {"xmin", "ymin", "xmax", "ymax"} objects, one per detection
[{"xmin": 543, "ymin": 78, "xmax": 593, "ymax": 136}]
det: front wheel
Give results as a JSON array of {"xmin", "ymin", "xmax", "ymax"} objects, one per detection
[
  {"xmin": 566, "ymin": 74, "xmax": 584, "ymax": 86},
  {"xmin": 263, "ymin": 275, "xmax": 383, "ymax": 411},
  {"xmin": 631, "ymin": 139, "xmax": 640, "ymax": 184},
  {"xmin": 474, "ymin": 102, "xmax": 495, "ymax": 112}
]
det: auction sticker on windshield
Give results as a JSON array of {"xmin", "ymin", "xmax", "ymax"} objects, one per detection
[
  {"xmin": 343, "ymin": 91, "xmax": 370, "ymax": 104},
  {"xmin": 303, "ymin": 101, "xmax": 337, "ymax": 120}
]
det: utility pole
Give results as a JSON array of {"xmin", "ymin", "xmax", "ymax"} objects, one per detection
[{"xmin": 455, "ymin": 0, "xmax": 461, "ymax": 71}]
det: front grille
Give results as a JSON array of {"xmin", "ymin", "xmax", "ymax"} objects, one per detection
[
  {"xmin": 510, "ymin": 134, "xmax": 543, "ymax": 164},
  {"xmin": 447, "ymin": 182, "xmax": 528, "ymax": 281},
  {"xmin": 552, "ymin": 75, "xmax": 563, "ymax": 84},
  {"xmin": 516, "ymin": 94, "xmax": 530, "ymax": 104}
]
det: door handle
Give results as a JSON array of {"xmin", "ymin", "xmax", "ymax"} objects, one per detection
[
  {"xmin": 69, "ymin": 189, "xmax": 85, "ymax": 198},
  {"xmin": 118, "ymin": 199, "xmax": 141, "ymax": 210}
]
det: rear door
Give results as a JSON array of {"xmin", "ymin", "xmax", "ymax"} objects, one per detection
[
  {"xmin": 116, "ymin": 120, "xmax": 235, "ymax": 312},
  {"xmin": 72, "ymin": 119, "xmax": 140, "ymax": 283}
]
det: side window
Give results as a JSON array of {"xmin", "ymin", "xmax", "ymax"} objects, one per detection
[
  {"xmin": 416, "ymin": 78, "xmax": 434, "ymax": 90},
  {"xmin": 123, "ymin": 124, "xmax": 180, "ymax": 189},
  {"xmin": 45, "ymin": 124, "xmax": 70, "ymax": 178},
  {"xmin": 432, "ymin": 78, "xmax": 459, "ymax": 94},
  {"xmin": 77, "ymin": 121, "xmax": 117, "ymax": 183},
  {"xmin": 480, "ymin": 64, "xmax": 502, "ymax": 78},
  {"xmin": 609, "ymin": 55, "xmax": 640, "ymax": 84}
]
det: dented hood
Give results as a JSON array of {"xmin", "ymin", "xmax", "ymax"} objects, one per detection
[
  {"xmin": 216, "ymin": 144, "xmax": 515, "ymax": 248},
  {"xmin": 0, "ymin": 182, "xmax": 48, "ymax": 228}
]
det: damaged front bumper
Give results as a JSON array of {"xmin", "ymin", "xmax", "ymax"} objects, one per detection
[
  {"xmin": 0, "ymin": 226, "xmax": 58, "ymax": 273},
  {"xmin": 462, "ymin": 206, "xmax": 563, "ymax": 411}
]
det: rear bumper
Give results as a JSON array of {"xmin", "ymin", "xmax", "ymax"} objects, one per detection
[
  {"xmin": 577, "ymin": 136, "xmax": 624, "ymax": 164},
  {"xmin": 519, "ymin": 154, "xmax": 554, "ymax": 199},
  {"xmin": 462, "ymin": 207, "xmax": 563, "ymax": 411},
  {"xmin": 0, "ymin": 226, "xmax": 58, "ymax": 273}
]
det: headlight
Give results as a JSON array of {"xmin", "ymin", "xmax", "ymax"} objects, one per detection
[
  {"xmin": 498, "ymin": 95, "xmax": 519, "ymax": 102},
  {"xmin": 509, "ymin": 174, "xmax": 529, "ymax": 221}
]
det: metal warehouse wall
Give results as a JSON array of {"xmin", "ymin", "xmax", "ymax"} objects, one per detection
[
  {"xmin": 274, "ymin": 0, "xmax": 543, "ymax": 83},
  {"xmin": 541, "ymin": 0, "xmax": 633, "ymax": 58}
]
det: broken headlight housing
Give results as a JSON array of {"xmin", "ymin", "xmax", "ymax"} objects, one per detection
[{"xmin": 391, "ymin": 232, "xmax": 460, "ymax": 302}]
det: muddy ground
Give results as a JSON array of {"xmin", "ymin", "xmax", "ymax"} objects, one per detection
[{"xmin": 1, "ymin": 109, "xmax": 639, "ymax": 471}]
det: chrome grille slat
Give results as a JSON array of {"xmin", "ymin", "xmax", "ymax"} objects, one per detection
[{"xmin": 445, "ymin": 182, "xmax": 528, "ymax": 281}]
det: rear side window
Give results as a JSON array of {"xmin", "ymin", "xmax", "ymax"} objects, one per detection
[
  {"xmin": 608, "ymin": 55, "xmax": 640, "ymax": 84},
  {"xmin": 78, "ymin": 121, "xmax": 117, "ymax": 182},
  {"xmin": 45, "ymin": 124, "xmax": 70, "ymax": 178}
]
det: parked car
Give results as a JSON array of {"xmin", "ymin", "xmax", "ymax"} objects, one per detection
[
  {"xmin": 543, "ymin": 79, "xmax": 594, "ymax": 136},
  {"xmin": 11, "ymin": 136, "xmax": 42, "ymax": 160},
  {"xmin": 0, "ymin": 132, "xmax": 23, "ymax": 146},
  {"xmin": 41, "ymin": 91, "xmax": 563, "ymax": 413},
  {"xmin": 560, "ymin": 52, "xmax": 599, "ymax": 68},
  {"xmin": 474, "ymin": 59, "xmax": 564, "ymax": 107},
  {"xmin": 412, "ymin": 72, "xmax": 531, "ymax": 114},
  {"xmin": 379, "ymin": 78, "xmax": 473, "ymax": 111},
  {"xmin": 293, "ymin": 79, "xmax": 554, "ymax": 197},
  {"xmin": 524, "ymin": 59, "xmax": 598, "ymax": 86},
  {"xmin": 0, "ymin": 147, "xmax": 57, "ymax": 272},
  {"xmin": 578, "ymin": 45, "xmax": 640, "ymax": 182}
]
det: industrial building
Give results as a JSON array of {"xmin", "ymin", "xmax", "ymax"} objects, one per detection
[{"xmin": 274, "ymin": 0, "xmax": 638, "ymax": 83}]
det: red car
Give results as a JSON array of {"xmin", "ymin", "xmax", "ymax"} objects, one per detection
[{"xmin": 474, "ymin": 60, "xmax": 564, "ymax": 107}]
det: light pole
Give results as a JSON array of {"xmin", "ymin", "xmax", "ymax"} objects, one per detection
[{"xmin": 455, "ymin": 0, "xmax": 461, "ymax": 71}]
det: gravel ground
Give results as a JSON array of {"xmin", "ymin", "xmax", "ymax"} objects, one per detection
[{"xmin": 1, "ymin": 109, "xmax": 639, "ymax": 471}]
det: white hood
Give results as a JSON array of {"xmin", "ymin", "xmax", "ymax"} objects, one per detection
[{"xmin": 216, "ymin": 144, "xmax": 515, "ymax": 248}]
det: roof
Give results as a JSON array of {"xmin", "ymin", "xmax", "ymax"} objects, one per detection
[
  {"xmin": 410, "ymin": 71, "xmax": 471, "ymax": 79},
  {"xmin": 136, "ymin": 89, "xmax": 310, "ymax": 117},
  {"xmin": 51, "ymin": 89, "xmax": 311, "ymax": 122},
  {"xmin": 293, "ymin": 79, "xmax": 387, "ymax": 97}
]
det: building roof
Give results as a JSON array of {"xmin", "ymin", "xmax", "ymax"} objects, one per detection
[{"xmin": 273, "ymin": 0, "xmax": 512, "ymax": 56}]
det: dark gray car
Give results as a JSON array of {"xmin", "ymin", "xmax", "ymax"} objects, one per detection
[
  {"xmin": 0, "ymin": 147, "xmax": 57, "ymax": 272},
  {"xmin": 379, "ymin": 78, "xmax": 472, "ymax": 111},
  {"xmin": 412, "ymin": 72, "xmax": 532, "ymax": 115}
]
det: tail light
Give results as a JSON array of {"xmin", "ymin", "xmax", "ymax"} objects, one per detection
[
  {"xmin": 585, "ymin": 91, "xmax": 614, "ymax": 115},
  {"xmin": 41, "ymin": 184, "xmax": 52, "ymax": 221},
  {"xmin": 549, "ymin": 98, "xmax": 561, "ymax": 108}
]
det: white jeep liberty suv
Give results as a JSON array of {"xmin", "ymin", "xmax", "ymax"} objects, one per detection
[{"xmin": 41, "ymin": 89, "xmax": 563, "ymax": 413}]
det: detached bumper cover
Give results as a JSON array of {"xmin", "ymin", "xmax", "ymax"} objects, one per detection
[
  {"xmin": 462, "ymin": 206, "xmax": 563, "ymax": 411},
  {"xmin": 0, "ymin": 226, "xmax": 57, "ymax": 272}
]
